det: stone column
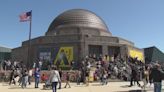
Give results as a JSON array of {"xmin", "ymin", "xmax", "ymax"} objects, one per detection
[
  {"xmin": 120, "ymin": 45, "xmax": 128, "ymax": 61},
  {"xmin": 102, "ymin": 45, "xmax": 108, "ymax": 56}
]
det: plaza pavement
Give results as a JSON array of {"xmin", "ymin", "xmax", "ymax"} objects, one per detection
[{"xmin": 0, "ymin": 81, "xmax": 162, "ymax": 92}]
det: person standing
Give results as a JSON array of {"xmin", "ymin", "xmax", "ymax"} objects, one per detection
[
  {"xmin": 9, "ymin": 69, "xmax": 16, "ymax": 85},
  {"xmin": 28, "ymin": 69, "xmax": 33, "ymax": 85},
  {"xmin": 129, "ymin": 66, "xmax": 141, "ymax": 87},
  {"xmin": 76, "ymin": 70, "xmax": 81, "ymax": 85},
  {"xmin": 38, "ymin": 60, "xmax": 42, "ymax": 70},
  {"xmin": 149, "ymin": 66, "xmax": 153, "ymax": 86},
  {"xmin": 49, "ymin": 66, "xmax": 61, "ymax": 92},
  {"xmin": 102, "ymin": 70, "xmax": 108, "ymax": 85},
  {"xmin": 64, "ymin": 72, "xmax": 71, "ymax": 88},
  {"xmin": 85, "ymin": 68, "xmax": 90, "ymax": 86},
  {"xmin": 113, "ymin": 65, "xmax": 118, "ymax": 77},
  {"xmin": 58, "ymin": 68, "xmax": 62, "ymax": 89},
  {"xmin": 34, "ymin": 68, "xmax": 40, "ymax": 88},
  {"xmin": 151, "ymin": 64, "xmax": 164, "ymax": 92},
  {"xmin": 21, "ymin": 69, "xmax": 28, "ymax": 88},
  {"xmin": 142, "ymin": 67, "xmax": 149, "ymax": 87}
]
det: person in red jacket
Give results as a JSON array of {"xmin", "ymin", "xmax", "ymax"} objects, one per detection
[{"xmin": 41, "ymin": 74, "xmax": 48, "ymax": 83}]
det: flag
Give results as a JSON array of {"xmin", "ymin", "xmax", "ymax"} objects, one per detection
[{"xmin": 19, "ymin": 11, "xmax": 31, "ymax": 22}]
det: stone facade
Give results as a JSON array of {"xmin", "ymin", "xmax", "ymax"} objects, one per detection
[{"xmin": 12, "ymin": 9, "xmax": 144, "ymax": 68}]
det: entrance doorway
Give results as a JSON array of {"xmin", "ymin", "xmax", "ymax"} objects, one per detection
[
  {"xmin": 88, "ymin": 45, "xmax": 102, "ymax": 57},
  {"xmin": 108, "ymin": 46, "xmax": 120, "ymax": 59}
]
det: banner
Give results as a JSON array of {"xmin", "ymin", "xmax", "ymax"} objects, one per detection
[
  {"xmin": 38, "ymin": 48, "xmax": 51, "ymax": 61},
  {"xmin": 54, "ymin": 47, "xmax": 73, "ymax": 67},
  {"xmin": 129, "ymin": 49, "xmax": 144, "ymax": 62}
]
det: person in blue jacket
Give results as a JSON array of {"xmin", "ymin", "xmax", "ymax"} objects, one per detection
[{"xmin": 34, "ymin": 68, "xmax": 40, "ymax": 88}]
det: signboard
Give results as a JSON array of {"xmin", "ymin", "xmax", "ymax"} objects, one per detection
[
  {"xmin": 129, "ymin": 49, "xmax": 144, "ymax": 62},
  {"xmin": 54, "ymin": 47, "xmax": 73, "ymax": 67},
  {"xmin": 38, "ymin": 48, "xmax": 51, "ymax": 61},
  {"xmin": 39, "ymin": 52, "xmax": 51, "ymax": 61}
]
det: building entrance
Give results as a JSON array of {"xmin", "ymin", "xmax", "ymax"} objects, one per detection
[
  {"xmin": 108, "ymin": 46, "xmax": 120, "ymax": 59},
  {"xmin": 89, "ymin": 45, "xmax": 102, "ymax": 57}
]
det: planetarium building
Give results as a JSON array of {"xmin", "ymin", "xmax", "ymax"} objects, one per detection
[{"xmin": 12, "ymin": 9, "xmax": 144, "ymax": 68}]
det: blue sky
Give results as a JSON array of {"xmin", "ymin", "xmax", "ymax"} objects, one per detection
[{"xmin": 0, "ymin": 0, "xmax": 164, "ymax": 52}]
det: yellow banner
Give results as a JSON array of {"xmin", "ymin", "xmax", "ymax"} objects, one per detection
[
  {"xmin": 54, "ymin": 47, "xmax": 73, "ymax": 67},
  {"xmin": 129, "ymin": 49, "xmax": 144, "ymax": 62}
]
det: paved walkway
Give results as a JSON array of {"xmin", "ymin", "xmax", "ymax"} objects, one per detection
[{"xmin": 0, "ymin": 81, "xmax": 162, "ymax": 92}]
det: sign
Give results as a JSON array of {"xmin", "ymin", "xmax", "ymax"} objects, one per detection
[
  {"xmin": 129, "ymin": 49, "xmax": 144, "ymax": 62},
  {"xmin": 54, "ymin": 47, "xmax": 73, "ymax": 67},
  {"xmin": 39, "ymin": 52, "xmax": 51, "ymax": 61}
]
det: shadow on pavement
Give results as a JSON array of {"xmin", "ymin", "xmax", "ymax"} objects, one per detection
[
  {"xmin": 120, "ymin": 85, "xmax": 131, "ymax": 88},
  {"xmin": 116, "ymin": 90, "xmax": 146, "ymax": 92},
  {"xmin": 116, "ymin": 89, "xmax": 164, "ymax": 92},
  {"xmin": 74, "ymin": 85, "xmax": 88, "ymax": 87},
  {"xmin": 91, "ymin": 84, "xmax": 103, "ymax": 86},
  {"xmin": 8, "ymin": 86, "xmax": 37, "ymax": 89},
  {"xmin": 40, "ymin": 88, "xmax": 51, "ymax": 90},
  {"xmin": 2, "ymin": 84, "xmax": 10, "ymax": 86},
  {"xmin": 1, "ymin": 82, "xmax": 11, "ymax": 86}
]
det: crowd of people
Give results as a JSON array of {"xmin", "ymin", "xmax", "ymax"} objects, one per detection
[
  {"xmin": 0, "ymin": 54, "xmax": 164, "ymax": 92},
  {"xmin": 76, "ymin": 54, "xmax": 164, "ymax": 92}
]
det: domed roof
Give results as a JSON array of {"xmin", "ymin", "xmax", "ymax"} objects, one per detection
[{"xmin": 47, "ymin": 9, "xmax": 111, "ymax": 34}]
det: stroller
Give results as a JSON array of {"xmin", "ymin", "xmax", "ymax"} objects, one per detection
[{"xmin": 43, "ymin": 79, "xmax": 52, "ymax": 89}]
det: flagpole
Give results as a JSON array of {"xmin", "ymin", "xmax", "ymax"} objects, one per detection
[{"xmin": 27, "ymin": 10, "xmax": 32, "ymax": 69}]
